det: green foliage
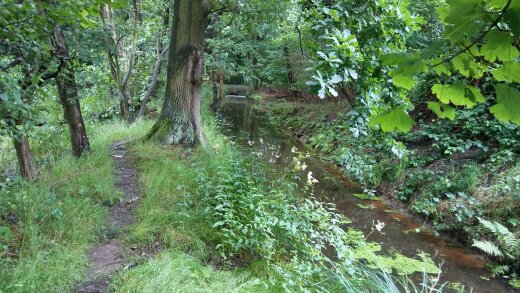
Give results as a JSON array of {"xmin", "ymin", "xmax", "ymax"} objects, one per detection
[
  {"xmin": 510, "ymin": 278, "xmax": 520, "ymax": 289},
  {"xmin": 490, "ymin": 84, "xmax": 520, "ymax": 124},
  {"xmin": 473, "ymin": 218, "xmax": 520, "ymax": 259},
  {"xmin": 431, "ymin": 84, "xmax": 485, "ymax": 108},
  {"xmin": 427, "ymin": 102, "xmax": 455, "ymax": 120},
  {"xmin": 0, "ymin": 130, "xmax": 115, "ymax": 291},
  {"xmin": 377, "ymin": 0, "xmax": 520, "ymax": 129},
  {"xmin": 370, "ymin": 107, "xmax": 416, "ymax": 133},
  {"xmin": 112, "ymin": 251, "xmax": 260, "ymax": 293},
  {"xmin": 0, "ymin": 118, "xmax": 151, "ymax": 291},
  {"xmin": 472, "ymin": 217, "xmax": 520, "ymax": 279}
]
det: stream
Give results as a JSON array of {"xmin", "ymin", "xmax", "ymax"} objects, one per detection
[{"xmin": 217, "ymin": 97, "xmax": 515, "ymax": 293}]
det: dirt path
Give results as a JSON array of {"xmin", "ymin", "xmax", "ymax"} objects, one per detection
[{"xmin": 76, "ymin": 141, "xmax": 140, "ymax": 293}]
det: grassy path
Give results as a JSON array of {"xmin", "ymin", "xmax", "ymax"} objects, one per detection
[{"xmin": 77, "ymin": 141, "xmax": 141, "ymax": 292}]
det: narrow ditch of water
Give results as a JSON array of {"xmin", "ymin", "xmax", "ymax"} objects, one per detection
[{"xmin": 217, "ymin": 98, "xmax": 515, "ymax": 292}]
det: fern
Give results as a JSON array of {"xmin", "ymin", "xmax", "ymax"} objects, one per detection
[
  {"xmin": 490, "ymin": 265, "xmax": 510, "ymax": 277},
  {"xmin": 473, "ymin": 218, "xmax": 520, "ymax": 261},
  {"xmin": 472, "ymin": 240, "xmax": 503, "ymax": 257}
]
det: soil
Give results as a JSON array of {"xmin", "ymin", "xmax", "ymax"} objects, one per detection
[{"xmin": 75, "ymin": 140, "xmax": 142, "ymax": 293}]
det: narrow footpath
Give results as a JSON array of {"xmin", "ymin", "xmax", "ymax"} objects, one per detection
[{"xmin": 76, "ymin": 141, "xmax": 140, "ymax": 293}]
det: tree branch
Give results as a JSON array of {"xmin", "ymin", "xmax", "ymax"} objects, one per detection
[
  {"xmin": 0, "ymin": 57, "xmax": 23, "ymax": 72},
  {"xmin": 431, "ymin": 0, "xmax": 512, "ymax": 68},
  {"xmin": 0, "ymin": 10, "xmax": 44, "ymax": 29}
]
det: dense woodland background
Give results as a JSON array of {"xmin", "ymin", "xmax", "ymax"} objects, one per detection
[{"xmin": 1, "ymin": 0, "xmax": 520, "ymax": 291}]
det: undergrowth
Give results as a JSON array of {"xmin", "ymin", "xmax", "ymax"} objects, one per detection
[
  {"xmin": 0, "ymin": 120, "xmax": 152, "ymax": 292},
  {"xmin": 112, "ymin": 110, "xmax": 442, "ymax": 292},
  {"xmin": 261, "ymin": 97, "xmax": 520, "ymax": 282}
]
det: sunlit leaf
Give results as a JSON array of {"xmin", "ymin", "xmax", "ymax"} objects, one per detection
[
  {"xmin": 369, "ymin": 107, "xmax": 416, "ymax": 133},
  {"xmin": 489, "ymin": 84, "xmax": 520, "ymax": 125},
  {"xmin": 427, "ymin": 102, "xmax": 456, "ymax": 120}
]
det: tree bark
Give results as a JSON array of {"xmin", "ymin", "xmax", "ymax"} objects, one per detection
[
  {"xmin": 13, "ymin": 135, "xmax": 37, "ymax": 181},
  {"xmin": 211, "ymin": 71, "xmax": 219, "ymax": 111},
  {"xmin": 100, "ymin": 2, "xmax": 140, "ymax": 123},
  {"xmin": 52, "ymin": 26, "xmax": 91, "ymax": 157},
  {"xmin": 138, "ymin": 46, "xmax": 167, "ymax": 118},
  {"xmin": 147, "ymin": 0, "xmax": 209, "ymax": 146},
  {"xmin": 210, "ymin": 71, "xmax": 224, "ymax": 112},
  {"xmin": 138, "ymin": 8, "xmax": 170, "ymax": 118},
  {"xmin": 283, "ymin": 46, "xmax": 296, "ymax": 85}
]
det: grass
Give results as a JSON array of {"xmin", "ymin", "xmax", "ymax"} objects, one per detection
[
  {"xmin": 0, "ymin": 120, "xmax": 152, "ymax": 292},
  {"xmin": 0, "ymin": 102, "xmax": 457, "ymax": 292},
  {"xmin": 1, "ymin": 112, "xmax": 264, "ymax": 292},
  {"xmin": 112, "ymin": 251, "xmax": 259, "ymax": 293},
  {"xmin": 110, "ymin": 106, "xmax": 447, "ymax": 292},
  {"xmin": 111, "ymin": 117, "xmax": 264, "ymax": 291}
]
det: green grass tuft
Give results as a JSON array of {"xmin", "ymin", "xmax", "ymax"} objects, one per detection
[{"xmin": 112, "ymin": 251, "xmax": 260, "ymax": 293}]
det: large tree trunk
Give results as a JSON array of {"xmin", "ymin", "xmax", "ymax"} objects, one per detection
[
  {"xmin": 147, "ymin": 0, "xmax": 209, "ymax": 146},
  {"xmin": 13, "ymin": 135, "xmax": 37, "ymax": 181},
  {"xmin": 53, "ymin": 26, "xmax": 91, "ymax": 157}
]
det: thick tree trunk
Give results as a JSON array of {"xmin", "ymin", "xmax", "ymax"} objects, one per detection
[
  {"xmin": 147, "ymin": 0, "xmax": 209, "ymax": 146},
  {"xmin": 53, "ymin": 26, "xmax": 91, "ymax": 157},
  {"xmin": 13, "ymin": 135, "xmax": 37, "ymax": 181}
]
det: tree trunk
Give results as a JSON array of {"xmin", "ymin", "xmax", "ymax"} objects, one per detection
[
  {"xmin": 210, "ymin": 71, "xmax": 224, "ymax": 112},
  {"xmin": 210, "ymin": 71, "xmax": 219, "ymax": 112},
  {"xmin": 13, "ymin": 135, "xmax": 37, "ymax": 181},
  {"xmin": 138, "ymin": 8, "xmax": 170, "ymax": 118},
  {"xmin": 101, "ymin": 3, "xmax": 139, "ymax": 123},
  {"xmin": 53, "ymin": 26, "xmax": 91, "ymax": 157},
  {"xmin": 147, "ymin": 0, "xmax": 209, "ymax": 146},
  {"xmin": 283, "ymin": 46, "xmax": 296, "ymax": 85},
  {"xmin": 138, "ymin": 46, "xmax": 167, "ymax": 118}
]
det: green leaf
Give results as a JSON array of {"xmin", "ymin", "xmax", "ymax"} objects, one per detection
[
  {"xmin": 430, "ymin": 59, "xmax": 451, "ymax": 76},
  {"xmin": 472, "ymin": 240, "xmax": 503, "ymax": 257},
  {"xmin": 491, "ymin": 62, "xmax": 520, "ymax": 83},
  {"xmin": 451, "ymin": 52, "xmax": 484, "ymax": 78},
  {"xmin": 489, "ymin": 84, "xmax": 520, "ymax": 125},
  {"xmin": 389, "ymin": 60, "xmax": 428, "ymax": 89},
  {"xmin": 466, "ymin": 86, "xmax": 486, "ymax": 104},
  {"xmin": 438, "ymin": 0, "xmax": 486, "ymax": 44},
  {"xmin": 481, "ymin": 30, "xmax": 519, "ymax": 62},
  {"xmin": 431, "ymin": 84, "xmax": 485, "ymax": 108},
  {"xmin": 369, "ymin": 107, "xmax": 416, "ymax": 133},
  {"xmin": 505, "ymin": 1, "xmax": 520, "ymax": 36},
  {"xmin": 427, "ymin": 102, "xmax": 456, "ymax": 120},
  {"xmin": 382, "ymin": 53, "xmax": 427, "ymax": 89},
  {"xmin": 381, "ymin": 53, "xmax": 412, "ymax": 66}
]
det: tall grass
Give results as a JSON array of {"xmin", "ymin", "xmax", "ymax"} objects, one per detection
[
  {"xmin": 112, "ymin": 251, "xmax": 260, "ymax": 293},
  {"xmin": 0, "ymin": 120, "xmax": 152, "ymax": 292}
]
